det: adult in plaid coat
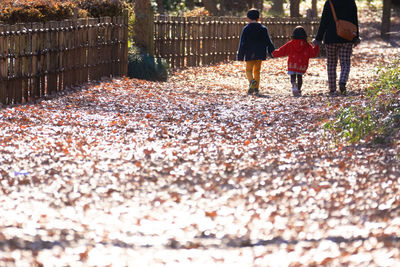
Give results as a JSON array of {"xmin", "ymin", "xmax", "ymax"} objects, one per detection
[{"xmin": 313, "ymin": 0, "xmax": 360, "ymax": 95}]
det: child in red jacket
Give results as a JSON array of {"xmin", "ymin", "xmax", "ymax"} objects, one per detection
[{"xmin": 272, "ymin": 26, "xmax": 320, "ymax": 96}]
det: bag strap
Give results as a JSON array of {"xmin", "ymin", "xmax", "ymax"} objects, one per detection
[{"xmin": 329, "ymin": 0, "xmax": 338, "ymax": 23}]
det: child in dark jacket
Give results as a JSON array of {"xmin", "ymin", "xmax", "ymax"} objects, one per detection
[
  {"xmin": 237, "ymin": 9, "xmax": 275, "ymax": 95},
  {"xmin": 272, "ymin": 26, "xmax": 320, "ymax": 96}
]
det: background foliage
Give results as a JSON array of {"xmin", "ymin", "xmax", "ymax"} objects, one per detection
[{"xmin": 0, "ymin": 0, "xmax": 129, "ymax": 23}]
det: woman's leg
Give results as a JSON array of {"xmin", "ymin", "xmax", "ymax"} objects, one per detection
[
  {"xmin": 326, "ymin": 44, "xmax": 339, "ymax": 93},
  {"xmin": 338, "ymin": 43, "xmax": 353, "ymax": 93}
]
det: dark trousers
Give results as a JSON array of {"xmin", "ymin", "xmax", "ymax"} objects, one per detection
[{"xmin": 291, "ymin": 74, "xmax": 303, "ymax": 91}]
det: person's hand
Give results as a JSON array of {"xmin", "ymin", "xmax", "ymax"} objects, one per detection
[
  {"xmin": 353, "ymin": 36, "xmax": 361, "ymax": 48},
  {"xmin": 312, "ymin": 39, "xmax": 322, "ymax": 46}
]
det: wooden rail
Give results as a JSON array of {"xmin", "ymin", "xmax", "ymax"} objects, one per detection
[
  {"xmin": 0, "ymin": 16, "xmax": 128, "ymax": 105},
  {"xmin": 154, "ymin": 16, "xmax": 320, "ymax": 69}
]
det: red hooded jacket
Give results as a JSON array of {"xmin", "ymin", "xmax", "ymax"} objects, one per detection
[{"xmin": 272, "ymin": 39, "xmax": 319, "ymax": 74}]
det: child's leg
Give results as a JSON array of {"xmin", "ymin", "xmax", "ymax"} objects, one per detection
[
  {"xmin": 252, "ymin": 60, "xmax": 262, "ymax": 89},
  {"xmin": 297, "ymin": 74, "xmax": 303, "ymax": 91},
  {"xmin": 290, "ymin": 74, "xmax": 297, "ymax": 86},
  {"xmin": 246, "ymin": 61, "xmax": 256, "ymax": 83},
  {"xmin": 290, "ymin": 74, "xmax": 299, "ymax": 96},
  {"xmin": 246, "ymin": 61, "xmax": 258, "ymax": 94}
]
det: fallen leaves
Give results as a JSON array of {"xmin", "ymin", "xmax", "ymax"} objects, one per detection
[{"xmin": 0, "ymin": 35, "xmax": 399, "ymax": 266}]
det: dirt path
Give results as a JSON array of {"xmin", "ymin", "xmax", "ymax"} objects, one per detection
[{"xmin": 0, "ymin": 38, "xmax": 399, "ymax": 266}]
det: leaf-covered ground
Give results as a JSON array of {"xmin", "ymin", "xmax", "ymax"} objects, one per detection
[{"xmin": 1, "ymin": 37, "xmax": 400, "ymax": 266}]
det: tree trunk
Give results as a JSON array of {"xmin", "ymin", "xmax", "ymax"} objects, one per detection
[
  {"xmin": 290, "ymin": 0, "xmax": 301, "ymax": 18},
  {"xmin": 381, "ymin": 0, "xmax": 391, "ymax": 38},
  {"xmin": 186, "ymin": 0, "xmax": 195, "ymax": 10},
  {"xmin": 246, "ymin": 0, "xmax": 263, "ymax": 11},
  {"xmin": 256, "ymin": 0, "xmax": 264, "ymax": 12},
  {"xmin": 134, "ymin": 0, "xmax": 154, "ymax": 54},
  {"xmin": 247, "ymin": 0, "xmax": 255, "ymax": 8},
  {"xmin": 203, "ymin": 0, "xmax": 218, "ymax": 15},
  {"xmin": 312, "ymin": 0, "xmax": 318, "ymax": 17},
  {"xmin": 220, "ymin": 0, "xmax": 247, "ymax": 15},
  {"xmin": 270, "ymin": 0, "xmax": 284, "ymax": 16},
  {"xmin": 156, "ymin": 0, "xmax": 165, "ymax": 14}
]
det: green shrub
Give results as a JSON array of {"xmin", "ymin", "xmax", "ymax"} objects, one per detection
[
  {"xmin": 127, "ymin": 46, "xmax": 168, "ymax": 82},
  {"xmin": 324, "ymin": 60, "xmax": 400, "ymax": 144}
]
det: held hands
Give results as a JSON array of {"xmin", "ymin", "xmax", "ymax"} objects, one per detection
[{"xmin": 312, "ymin": 39, "xmax": 322, "ymax": 46}]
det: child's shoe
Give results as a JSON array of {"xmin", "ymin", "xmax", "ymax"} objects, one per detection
[
  {"xmin": 248, "ymin": 79, "xmax": 257, "ymax": 95},
  {"xmin": 254, "ymin": 87, "xmax": 260, "ymax": 96},
  {"xmin": 292, "ymin": 84, "xmax": 300, "ymax": 97}
]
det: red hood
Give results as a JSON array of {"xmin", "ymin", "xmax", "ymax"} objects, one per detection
[{"xmin": 291, "ymin": 39, "xmax": 308, "ymax": 52}]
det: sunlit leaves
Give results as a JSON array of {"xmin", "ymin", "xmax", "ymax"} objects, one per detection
[{"xmin": 0, "ymin": 38, "xmax": 399, "ymax": 266}]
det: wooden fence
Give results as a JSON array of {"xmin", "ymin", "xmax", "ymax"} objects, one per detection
[
  {"xmin": 154, "ymin": 16, "xmax": 320, "ymax": 69},
  {"xmin": 0, "ymin": 16, "xmax": 128, "ymax": 105}
]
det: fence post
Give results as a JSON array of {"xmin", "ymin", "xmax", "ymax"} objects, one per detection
[
  {"xmin": 48, "ymin": 21, "xmax": 58, "ymax": 94},
  {"xmin": 187, "ymin": 17, "xmax": 194, "ymax": 67},
  {"xmin": 19, "ymin": 23, "xmax": 30, "ymax": 102},
  {"xmin": 82, "ymin": 18, "xmax": 89, "ymax": 83},
  {"xmin": 8, "ymin": 25, "xmax": 17, "ymax": 103},
  {"xmin": 38, "ymin": 22, "xmax": 46, "ymax": 97},
  {"xmin": 111, "ymin": 17, "xmax": 118, "ymax": 77},
  {"xmin": 88, "ymin": 18, "xmax": 97, "ymax": 81},
  {"xmin": 24, "ymin": 23, "xmax": 32, "ymax": 101},
  {"xmin": 0, "ymin": 24, "xmax": 6, "ymax": 104},
  {"xmin": 122, "ymin": 11, "xmax": 129, "ymax": 76},
  {"xmin": 14, "ymin": 24, "xmax": 23, "ymax": 104}
]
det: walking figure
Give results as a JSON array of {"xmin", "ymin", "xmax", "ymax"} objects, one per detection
[
  {"xmin": 313, "ymin": 0, "xmax": 360, "ymax": 96},
  {"xmin": 272, "ymin": 26, "xmax": 320, "ymax": 97},
  {"xmin": 237, "ymin": 9, "xmax": 275, "ymax": 95}
]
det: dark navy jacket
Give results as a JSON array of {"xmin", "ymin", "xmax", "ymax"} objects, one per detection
[
  {"xmin": 315, "ymin": 0, "xmax": 359, "ymax": 44},
  {"xmin": 237, "ymin": 22, "xmax": 275, "ymax": 61}
]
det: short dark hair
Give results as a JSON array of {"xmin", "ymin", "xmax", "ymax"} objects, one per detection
[{"xmin": 247, "ymin": 9, "xmax": 259, "ymax": 20}]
